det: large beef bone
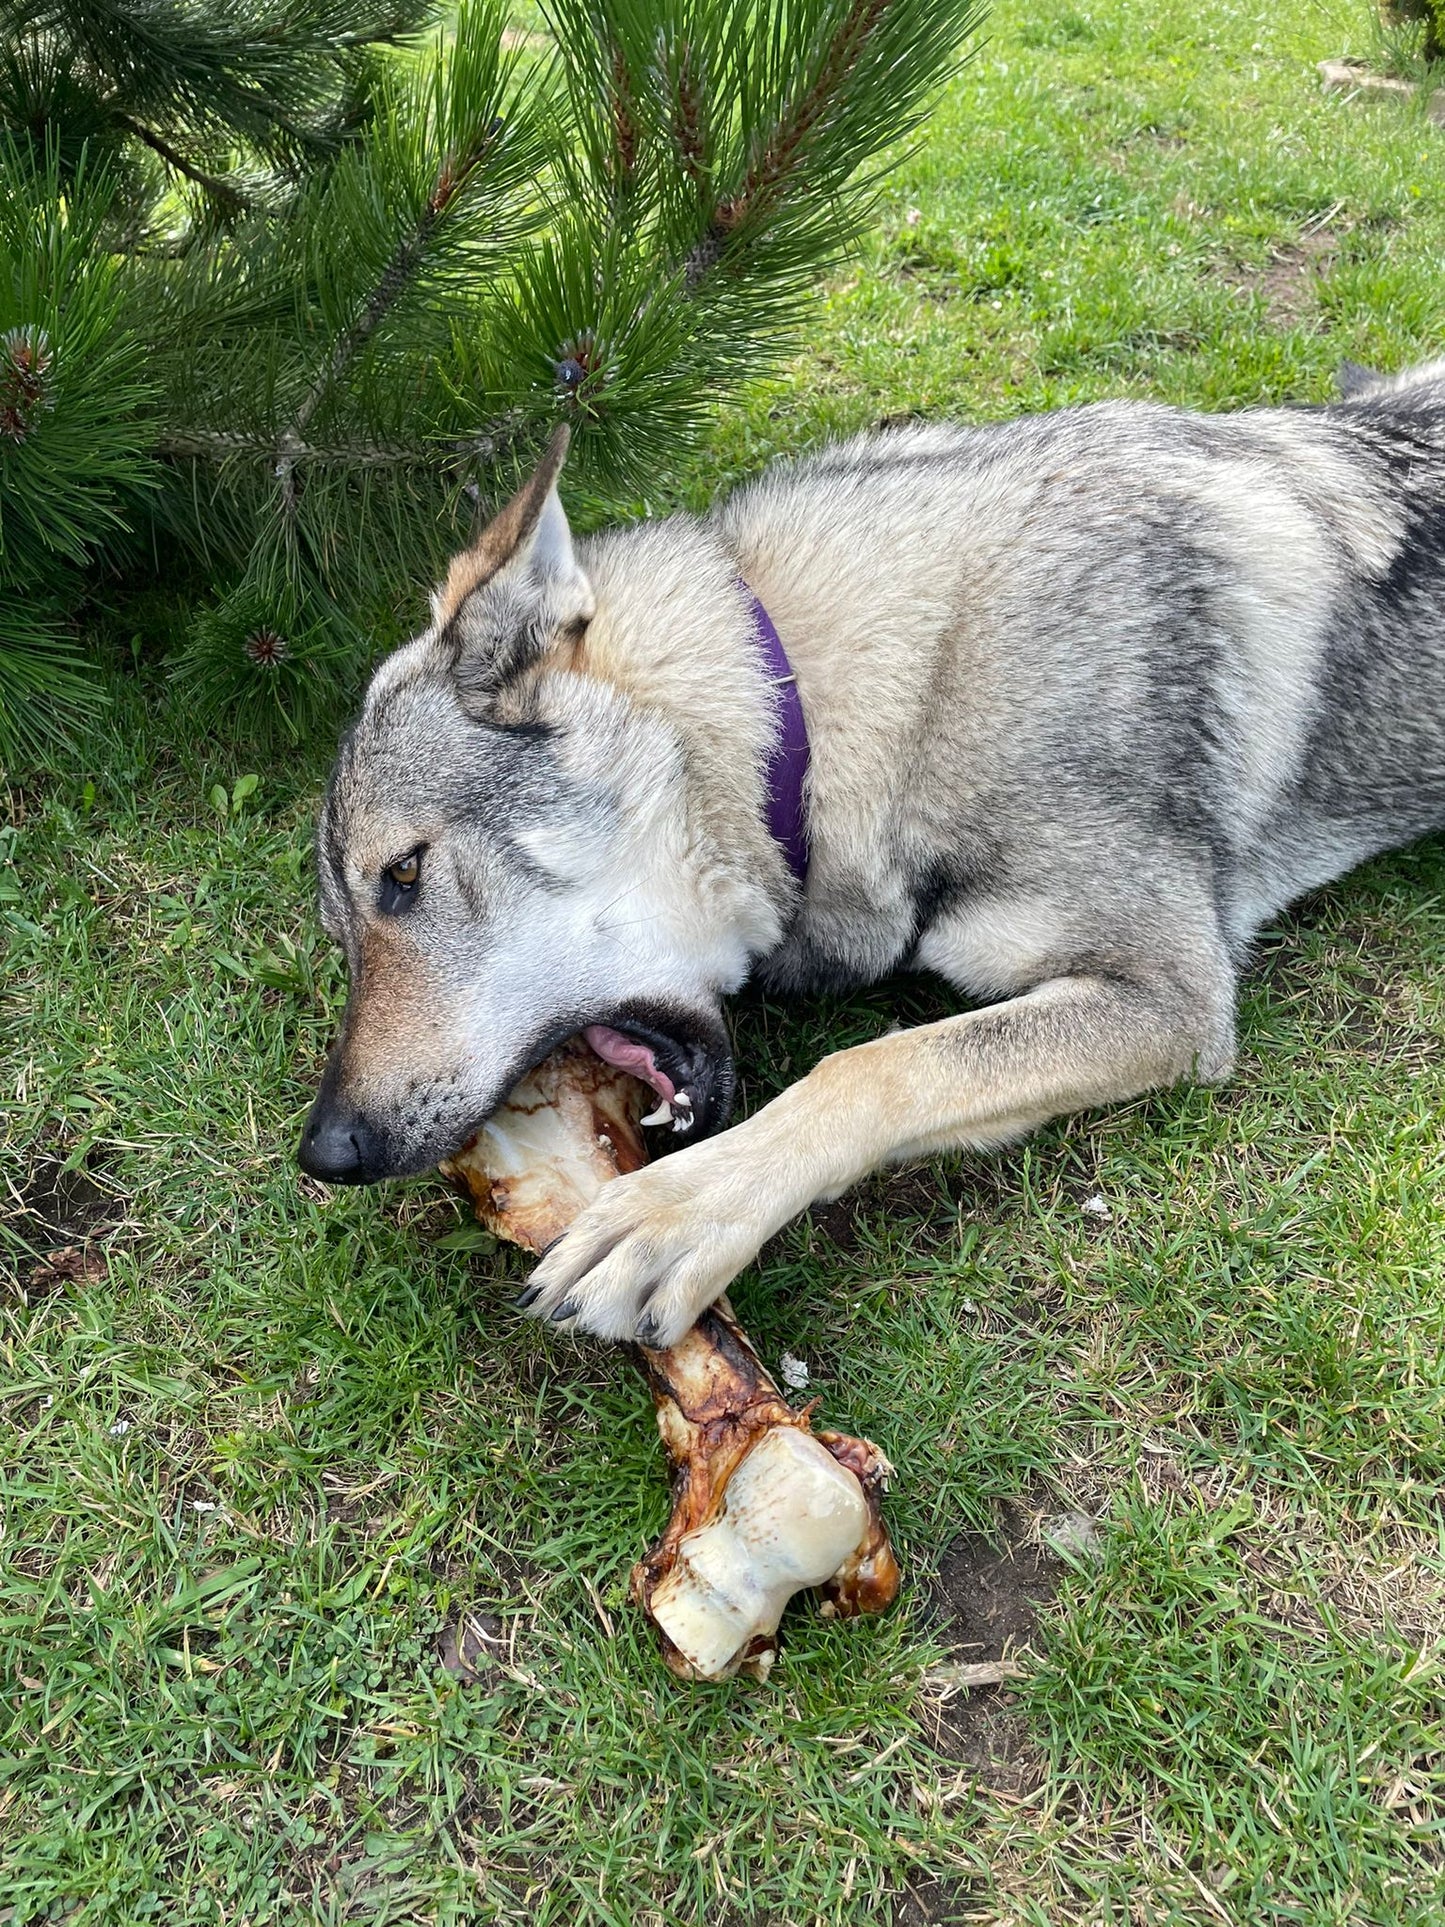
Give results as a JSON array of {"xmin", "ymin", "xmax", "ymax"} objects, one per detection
[{"xmin": 441, "ymin": 1038, "xmax": 900, "ymax": 1681}]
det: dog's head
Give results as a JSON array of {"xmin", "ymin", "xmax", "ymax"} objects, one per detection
[{"xmin": 298, "ymin": 429, "xmax": 742, "ymax": 1184}]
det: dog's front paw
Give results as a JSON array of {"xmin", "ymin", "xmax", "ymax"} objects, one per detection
[{"xmin": 518, "ymin": 1141, "xmax": 776, "ymax": 1348}]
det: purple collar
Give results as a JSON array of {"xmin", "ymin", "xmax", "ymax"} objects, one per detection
[{"xmin": 742, "ymin": 580, "xmax": 810, "ymax": 883}]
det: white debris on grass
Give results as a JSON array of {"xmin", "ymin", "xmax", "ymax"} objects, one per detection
[
  {"xmin": 1081, "ymin": 1193, "xmax": 1112, "ymax": 1219},
  {"xmin": 779, "ymin": 1352, "xmax": 810, "ymax": 1391},
  {"xmin": 108, "ymin": 1418, "xmax": 131, "ymax": 1438}
]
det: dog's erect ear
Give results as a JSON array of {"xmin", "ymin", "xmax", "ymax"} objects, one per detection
[
  {"xmin": 431, "ymin": 425, "xmax": 594, "ymax": 706},
  {"xmin": 1337, "ymin": 359, "xmax": 1383, "ymax": 401}
]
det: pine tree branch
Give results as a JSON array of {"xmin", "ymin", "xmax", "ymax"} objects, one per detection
[
  {"xmin": 112, "ymin": 112, "xmax": 255, "ymax": 214},
  {"xmin": 157, "ymin": 418, "xmax": 524, "ymax": 470},
  {"xmin": 159, "ymin": 427, "xmax": 424, "ymax": 465},
  {"xmin": 608, "ymin": 38, "xmax": 638, "ymax": 191},
  {"xmin": 723, "ymin": 0, "xmax": 892, "ymax": 224},
  {"xmin": 275, "ymin": 116, "xmax": 505, "ymax": 509},
  {"xmin": 681, "ymin": 0, "xmax": 892, "ymax": 287},
  {"xmin": 672, "ymin": 41, "xmax": 708, "ymax": 186}
]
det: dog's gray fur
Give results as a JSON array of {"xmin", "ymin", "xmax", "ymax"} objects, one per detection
[{"xmin": 302, "ymin": 359, "xmax": 1445, "ymax": 1345}]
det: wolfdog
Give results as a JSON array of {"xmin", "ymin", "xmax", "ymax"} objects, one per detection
[{"xmin": 300, "ymin": 359, "xmax": 1445, "ymax": 1346}]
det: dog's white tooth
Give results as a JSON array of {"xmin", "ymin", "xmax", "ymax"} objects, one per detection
[{"xmin": 641, "ymin": 1101, "xmax": 673, "ymax": 1128}]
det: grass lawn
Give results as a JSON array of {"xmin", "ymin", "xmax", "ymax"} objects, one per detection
[{"xmin": 7, "ymin": 0, "xmax": 1445, "ymax": 1919}]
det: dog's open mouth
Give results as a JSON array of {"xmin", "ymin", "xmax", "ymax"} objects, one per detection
[
  {"xmin": 581, "ymin": 1024, "xmax": 694, "ymax": 1132},
  {"xmin": 567, "ymin": 1007, "xmax": 734, "ymax": 1144}
]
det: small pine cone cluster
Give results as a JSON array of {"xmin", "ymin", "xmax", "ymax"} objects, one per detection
[
  {"xmin": 0, "ymin": 326, "xmax": 55, "ymax": 444},
  {"xmin": 243, "ymin": 627, "xmax": 289, "ymax": 666}
]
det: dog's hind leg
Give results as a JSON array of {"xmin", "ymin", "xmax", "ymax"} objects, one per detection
[{"xmin": 523, "ymin": 944, "xmax": 1237, "ymax": 1348}]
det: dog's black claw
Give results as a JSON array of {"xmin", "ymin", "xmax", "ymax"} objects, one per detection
[
  {"xmin": 635, "ymin": 1314, "xmax": 661, "ymax": 1347},
  {"xmin": 514, "ymin": 1284, "xmax": 542, "ymax": 1311},
  {"xmin": 548, "ymin": 1296, "xmax": 579, "ymax": 1324}
]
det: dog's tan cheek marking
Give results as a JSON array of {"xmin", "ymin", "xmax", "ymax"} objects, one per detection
[{"xmin": 337, "ymin": 930, "xmax": 455, "ymax": 1097}]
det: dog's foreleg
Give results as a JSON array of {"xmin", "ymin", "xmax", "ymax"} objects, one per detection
[{"xmin": 525, "ymin": 965, "xmax": 1235, "ymax": 1346}]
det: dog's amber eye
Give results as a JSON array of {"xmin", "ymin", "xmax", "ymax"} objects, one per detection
[{"xmin": 379, "ymin": 849, "xmax": 423, "ymax": 913}]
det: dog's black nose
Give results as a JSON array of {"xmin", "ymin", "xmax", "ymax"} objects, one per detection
[{"xmin": 297, "ymin": 1100, "xmax": 384, "ymax": 1184}]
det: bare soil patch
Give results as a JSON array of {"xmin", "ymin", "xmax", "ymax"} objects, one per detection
[
  {"xmin": 920, "ymin": 1509, "xmax": 1061, "ymax": 1797},
  {"xmin": 9, "ymin": 1154, "xmax": 113, "ymax": 1246},
  {"xmin": 1231, "ymin": 230, "xmax": 1339, "ymax": 329},
  {"xmin": 5, "ymin": 1154, "xmax": 121, "ymax": 1298},
  {"xmin": 894, "ymin": 1871, "xmax": 978, "ymax": 1924},
  {"xmin": 438, "ymin": 1610, "xmax": 508, "ymax": 1683}
]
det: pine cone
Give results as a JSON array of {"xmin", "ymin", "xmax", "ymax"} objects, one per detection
[{"xmin": 0, "ymin": 328, "xmax": 55, "ymax": 444}]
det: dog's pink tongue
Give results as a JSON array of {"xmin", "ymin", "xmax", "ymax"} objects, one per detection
[{"xmin": 582, "ymin": 1025, "xmax": 676, "ymax": 1103}]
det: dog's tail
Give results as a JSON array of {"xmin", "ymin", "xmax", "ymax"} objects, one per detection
[{"xmin": 1336, "ymin": 356, "xmax": 1445, "ymax": 402}]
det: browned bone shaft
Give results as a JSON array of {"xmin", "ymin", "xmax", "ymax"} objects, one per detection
[{"xmin": 441, "ymin": 1039, "xmax": 901, "ymax": 1680}]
